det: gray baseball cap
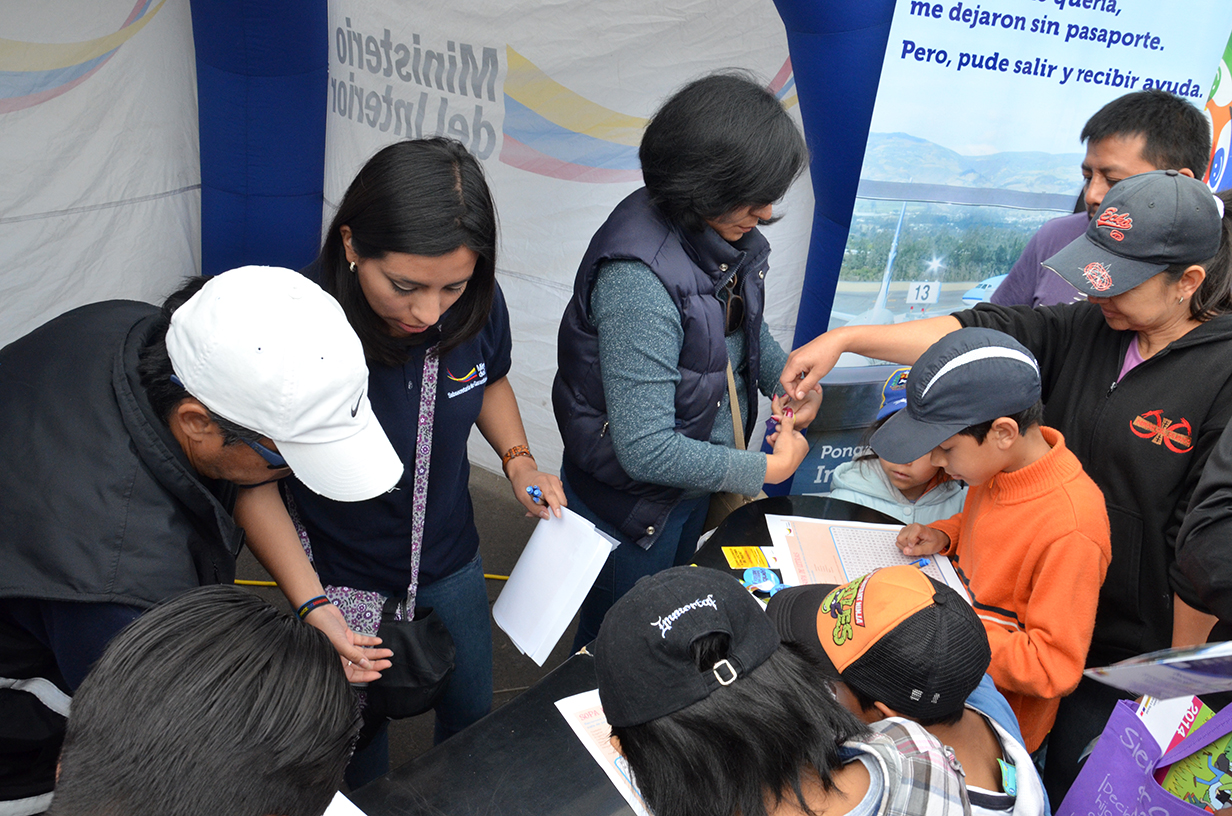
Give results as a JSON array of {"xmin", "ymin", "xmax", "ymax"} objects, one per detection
[
  {"xmin": 870, "ymin": 328, "xmax": 1041, "ymax": 465},
  {"xmin": 1042, "ymin": 169, "xmax": 1223, "ymax": 298}
]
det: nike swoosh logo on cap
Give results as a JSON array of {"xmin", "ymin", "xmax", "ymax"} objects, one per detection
[{"xmin": 351, "ymin": 390, "xmax": 363, "ymax": 418}]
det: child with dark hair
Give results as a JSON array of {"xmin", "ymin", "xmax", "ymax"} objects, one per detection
[
  {"xmin": 882, "ymin": 328, "xmax": 1111, "ymax": 753},
  {"xmin": 771, "ymin": 566, "xmax": 1049, "ymax": 816},
  {"xmin": 828, "ymin": 367, "xmax": 967, "ymax": 524},
  {"xmin": 49, "ymin": 585, "xmax": 359, "ymax": 816},
  {"xmin": 594, "ymin": 566, "xmax": 972, "ymax": 816}
]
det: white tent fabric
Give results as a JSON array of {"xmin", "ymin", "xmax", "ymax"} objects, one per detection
[
  {"xmin": 324, "ymin": 0, "xmax": 813, "ymax": 476},
  {"xmin": 0, "ymin": 0, "xmax": 200, "ymax": 347}
]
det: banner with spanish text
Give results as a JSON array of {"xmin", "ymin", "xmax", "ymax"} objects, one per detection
[{"xmin": 828, "ymin": 0, "xmax": 1232, "ymax": 336}]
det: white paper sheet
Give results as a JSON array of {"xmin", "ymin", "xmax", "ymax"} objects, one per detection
[{"xmin": 493, "ymin": 507, "xmax": 616, "ymax": 665}]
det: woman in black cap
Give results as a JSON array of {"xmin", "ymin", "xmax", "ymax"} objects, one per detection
[{"xmin": 779, "ymin": 172, "xmax": 1232, "ymax": 801}]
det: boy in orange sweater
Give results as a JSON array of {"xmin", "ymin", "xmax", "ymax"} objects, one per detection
[{"xmin": 877, "ymin": 328, "xmax": 1110, "ymax": 752}]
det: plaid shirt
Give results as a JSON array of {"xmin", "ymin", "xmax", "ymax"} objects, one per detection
[{"xmin": 845, "ymin": 717, "xmax": 972, "ymax": 815}]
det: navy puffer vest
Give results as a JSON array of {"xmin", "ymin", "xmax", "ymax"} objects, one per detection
[{"xmin": 552, "ymin": 188, "xmax": 769, "ymax": 549}]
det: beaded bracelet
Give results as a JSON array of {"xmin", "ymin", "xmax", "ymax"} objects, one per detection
[
  {"xmin": 501, "ymin": 444, "xmax": 533, "ymax": 473},
  {"xmin": 296, "ymin": 595, "xmax": 331, "ymax": 620}
]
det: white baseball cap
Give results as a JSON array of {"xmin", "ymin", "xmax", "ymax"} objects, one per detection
[{"xmin": 166, "ymin": 266, "xmax": 403, "ymax": 501}]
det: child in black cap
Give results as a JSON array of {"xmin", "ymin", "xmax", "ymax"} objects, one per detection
[
  {"xmin": 874, "ymin": 327, "xmax": 1111, "ymax": 754},
  {"xmin": 594, "ymin": 566, "xmax": 972, "ymax": 816},
  {"xmin": 770, "ymin": 566, "xmax": 1048, "ymax": 816}
]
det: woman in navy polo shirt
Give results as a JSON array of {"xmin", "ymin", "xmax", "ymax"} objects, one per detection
[{"xmin": 295, "ymin": 138, "xmax": 562, "ymax": 785}]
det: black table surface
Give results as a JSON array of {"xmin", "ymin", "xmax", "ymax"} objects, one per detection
[{"xmin": 350, "ymin": 496, "xmax": 895, "ymax": 816}]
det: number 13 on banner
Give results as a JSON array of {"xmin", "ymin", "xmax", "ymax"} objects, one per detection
[{"xmin": 906, "ymin": 281, "xmax": 941, "ymax": 305}]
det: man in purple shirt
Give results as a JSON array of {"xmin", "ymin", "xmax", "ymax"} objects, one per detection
[{"xmin": 992, "ymin": 89, "xmax": 1211, "ymax": 307}]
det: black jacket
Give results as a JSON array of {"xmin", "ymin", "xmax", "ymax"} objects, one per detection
[
  {"xmin": 957, "ymin": 302, "xmax": 1232, "ymax": 665},
  {"xmin": 0, "ymin": 300, "xmax": 242, "ymax": 607},
  {"xmin": 1176, "ymin": 413, "xmax": 1232, "ymax": 627},
  {"xmin": 0, "ymin": 300, "xmax": 245, "ymax": 804}
]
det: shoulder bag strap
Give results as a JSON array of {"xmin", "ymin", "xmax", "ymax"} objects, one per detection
[
  {"xmin": 401, "ymin": 343, "xmax": 440, "ymax": 621},
  {"xmin": 726, "ymin": 359, "xmax": 745, "ymax": 451}
]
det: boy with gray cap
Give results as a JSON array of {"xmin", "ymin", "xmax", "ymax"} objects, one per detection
[{"xmin": 878, "ymin": 328, "xmax": 1111, "ymax": 753}]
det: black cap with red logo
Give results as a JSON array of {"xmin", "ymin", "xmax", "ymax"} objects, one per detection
[{"xmin": 1043, "ymin": 169, "xmax": 1223, "ymax": 298}]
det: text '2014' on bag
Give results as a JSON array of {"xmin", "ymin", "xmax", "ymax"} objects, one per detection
[{"xmin": 1056, "ymin": 698, "xmax": 1232, "ymax": 816}]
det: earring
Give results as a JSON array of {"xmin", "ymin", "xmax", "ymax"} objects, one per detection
[
  {"xmin": 349, "ymin": 261, "xmax": 357, "ymax": 273},
  {"xmin": 1179, "ymin": 296, "xmax": 1185, "ymax": 304}
]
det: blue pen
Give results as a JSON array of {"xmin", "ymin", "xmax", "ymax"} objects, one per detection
[{"xmin": 910, "ymin": 558, "xmax": 930, "ymax": 568}]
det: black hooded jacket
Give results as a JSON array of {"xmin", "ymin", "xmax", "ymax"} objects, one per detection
[{"xmin": 957, "ymin": 302, "xmax": 1232, "ymax": 665}]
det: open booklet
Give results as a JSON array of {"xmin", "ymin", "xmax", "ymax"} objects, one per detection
[
  {"xmin": 556, "ymin": 688, "xmax": 652, "ymax": 816},
  {"xmin": 1085, "ymin": 641, "xmax": 1232, "ymax": 698},
  {"xmin": 762, "ymin": 515, "xmax": 968, "ymax": 600}
]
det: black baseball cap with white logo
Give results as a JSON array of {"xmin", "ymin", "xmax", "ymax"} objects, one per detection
[
  {"xmin": 1043, "ymin": 169, "xmax": 1223, "ymax": 298},
  {"xmin": 870, "ymin": 328, "xmax": 1040, "ymax": 465},
  {"xmin": 594, "ymin": 566, "xmax": 780, "ymax": 728}
]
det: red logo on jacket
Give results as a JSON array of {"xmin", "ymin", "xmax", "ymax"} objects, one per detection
[{"xmin": 1130, "ymin": 410, "xmax": 1193, "ymax": 453}]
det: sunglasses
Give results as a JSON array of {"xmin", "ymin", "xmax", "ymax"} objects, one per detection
[
  {"xmin": 245, "ymin": 439, "xmax": 288, "ymax": 470},
  {"xmin": 171, "ymin": 374, "xmax": 288, "ymax": 469},
  {"xmin": 724, "ymin": 276, "xmax": 745, "ymax": 335}
]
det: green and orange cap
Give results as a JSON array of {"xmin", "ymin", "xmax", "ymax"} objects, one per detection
[{"xmin": 767, "ymin": 566, "xmax": 989, "ymax": 720}]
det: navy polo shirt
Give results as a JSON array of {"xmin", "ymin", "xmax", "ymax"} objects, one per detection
[{"xmin": 288, "ymin": 277, "xmax": 512, "ymax": 596}]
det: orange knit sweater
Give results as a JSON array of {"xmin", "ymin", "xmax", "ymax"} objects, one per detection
[{"xmin": 930, "ymin": 427, "xmax": 1110, "ymax": 752}]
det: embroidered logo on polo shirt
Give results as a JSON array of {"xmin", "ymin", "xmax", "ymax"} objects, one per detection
[
  {"xmin": 1131, "ymin": 410, "xmax": 1193, "ymax": 453},
  {"xmin": 445, "ymin": 362, "xmax": 488, "ymax": 399}
]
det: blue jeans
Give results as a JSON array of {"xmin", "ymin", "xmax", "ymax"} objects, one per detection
[
  {"xmin": 418, "ymin": 550, "xmax": 494, "ymax": 742},
  {"xmin": 566, "ymin": 478, "xmax": 710, "ymax": 651},
  {"xmin": 345, "ymin": 551, "xmax": 494, "ymax": 789}
]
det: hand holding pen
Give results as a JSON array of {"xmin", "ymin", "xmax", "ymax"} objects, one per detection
[{"xmin": 503, "ymin": 456, "xmax": 565, "ymax": 520}]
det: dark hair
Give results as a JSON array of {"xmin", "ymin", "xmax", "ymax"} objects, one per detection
[
  {"xmin": 320, "ymin": 137, "xmax": 497, "ymax": 366},
  {"xmin": 1168, "ymin": 188, "xmax": 1232, "ymax": 322},
  {"xmin": 640, "ymin": 71, "xmax": 809, "ymax": 234},
  {"xmin": 957, "ymin": 399, "xmax": 1045, "ymax": 444},
  {"xmin": 610, "ymin": 636, "xmax": 868, "ymax": 816},
  {"xmin": 137, "ymin": 276, "xmax": 261, "ymax": 445},
  {"xmin": 844, "ymin": 678, "xmax": 964, "ymax": 728},
  {"xmin": 1080, "ymin": 89, "xmax": 1211, "ymax": 178},
  {"xmin": 853, "ymin": 413, "xmax": 892, "ymax": 464},
  {"xmin": 50, "ymin": 585, "xmax": 359, "ymax": 816}
]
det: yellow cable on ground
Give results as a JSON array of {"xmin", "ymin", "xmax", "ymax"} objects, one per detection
[{"xmin": 236, "ymin": 575, "xmax": 510, "ymax": 586}]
